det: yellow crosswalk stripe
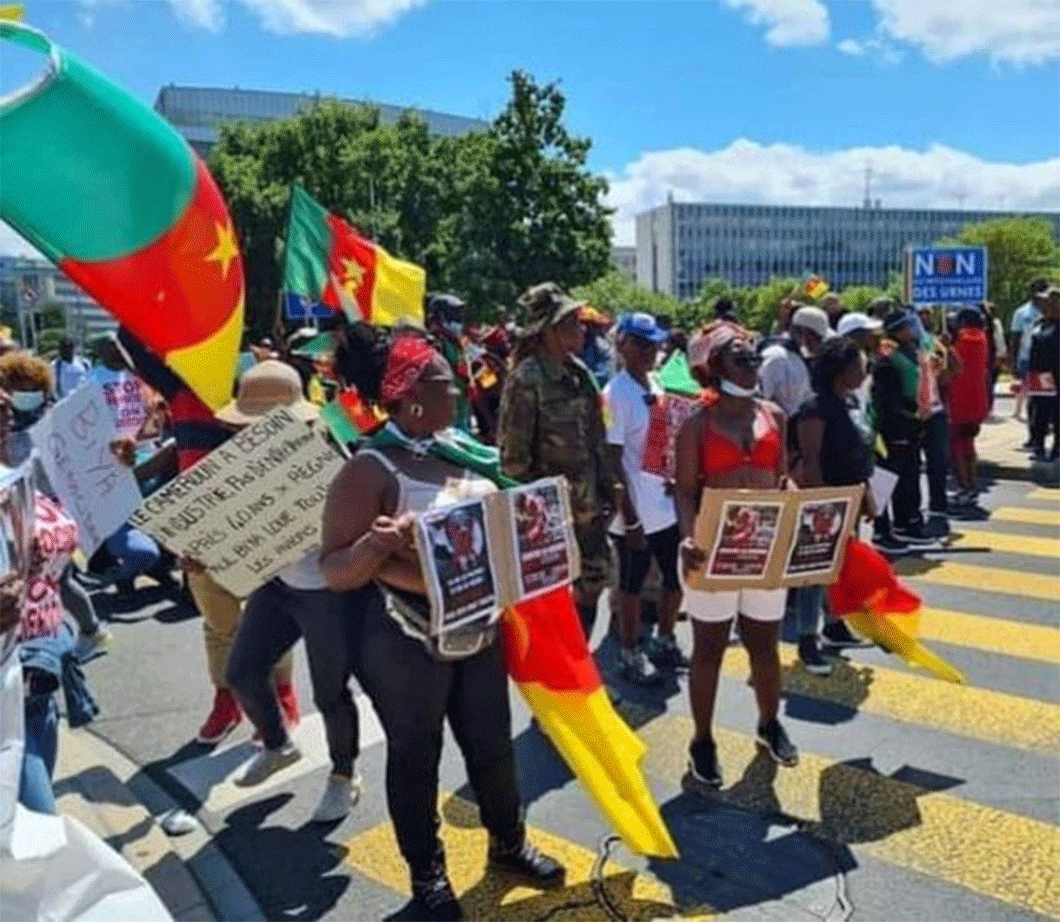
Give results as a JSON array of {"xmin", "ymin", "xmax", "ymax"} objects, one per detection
[
  {"xmin": 639, "ymin": 718, "xmax": 1060, "ymax": 919},
  {"xmin": 1026, "ymin": 487, "xmax": 1060, "ymax": 502},
  {"xmin": 897, "ymin": 559, "xmax": 1059, "ymax": 602},
  {"xmin": 918, "ymin": 606, "xmax": 1060, "ymax": 664},
  {"xmin": 991, "ymin": 506, "xmax": 1060, "ymax": 527},
  {"xmin": 946, "ymin": 527, "xmax": 1060, "ymax": 559},
  {"xmin": 720, "ymin": 645, "xmax": 1059, "ymax": 754},
  {"xmin": 344, "ymin": 794, "xmax": 711, "ymax": 921}
]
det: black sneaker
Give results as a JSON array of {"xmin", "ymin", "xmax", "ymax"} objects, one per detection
[
  {"xmin": 757, "ymin": 719, "xmax": 799, "ymax": 767},
  {"xmin": 872, "ymin": 531, "xmax": 909, "ymax": 554},
  {"xmin": 687, "ymin": 738, "xmax": 723, "ymax": 789},
  {"xmin": 797, "ymin": 636, "xmax": 832, "ymax": 676},
  {"xmin": 620, "ymin": 647, "xmax": 663, "ymax": 686},
  {"xmin": 926, "ymin": 514, "xmax": 950, "ymax": 539},
  {"xmin": 488, "ymin": 838, "xmax": 565, "ymax": 888},
  {"xmin": 893, "ymin": 524, "xmax": 939, "ymax": 547},
  {"xmin": 411, "ymin": 861, "xmax": 463, "ymax": 922},
  {"xmin": 822, "ymin": 620, "xmax": 869, "ymax": 648},
  {"xmin": 647, "ymin": 634, "xmax": 689, "ymax": 670}
]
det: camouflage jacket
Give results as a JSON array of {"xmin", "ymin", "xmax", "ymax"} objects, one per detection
[{"xmin": 497, "ymin": 353, "xmax": 616, "ymax": 528}]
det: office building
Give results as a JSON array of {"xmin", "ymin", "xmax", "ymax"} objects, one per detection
[
  {"xmin": 611, "ymin": 245, "xmax": 637, "ymax": 283},
  {"xmin": 636, "ymin": 199, "xmax": 1060, "ymax": 299},
  {"xmin": 0, "ymin": 256, "xmax": 114, "ymax": 345},
  {"xmin": 155, "ymin": 85, "xmax": 489, "ymax": 157}
]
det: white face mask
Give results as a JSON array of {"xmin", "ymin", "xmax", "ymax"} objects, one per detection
[
  {"xmin": 719, "ymin": 379, "xmax": 757, "ymax": 398},
  {"xmin": 10, "ymin": 391, "xmax": 44, "ymax": 413}
]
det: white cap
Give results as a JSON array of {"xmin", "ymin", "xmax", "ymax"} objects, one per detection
[
  {"xmin": 837, "ymin": 312, "xmax": 883, "ymax": 337},
  {"xmin": 791, "ymin": 306, "xmax": 833, "ymax": 340}
]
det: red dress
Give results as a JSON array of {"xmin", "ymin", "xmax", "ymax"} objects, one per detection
[{"xmin": 947, "ymin": 329, "xmax": 990, "ymax": 448}]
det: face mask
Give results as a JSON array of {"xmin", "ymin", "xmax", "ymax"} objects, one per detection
[
  {"xmin": 10, "ymin": 391, "xmax": 44, "ymax": 413},
  {"xmin": 444, "ymin": 321, "xmax": 463, "ymax": 337},
  {"xmin": 719, "ymin": 379, "xmax": 758, "ymax": 398},
  {"xmin": 800, "ymin": 345, "xmax": 814, "ymax": 359}
]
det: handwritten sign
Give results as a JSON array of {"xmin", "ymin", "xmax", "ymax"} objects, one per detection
[
  {"xmin": 31, "ymin": 382, "xmax": 142, "ymax": 556},
  {"xmin": 94, "ymin": 370, "xmax": 150, "ymax": 439},
  {"xmin": 131, "ymin": 407, "xmax": 344, "ymax": 598},
  {"xmin": 0, "ymin": 460, "xmax": 35, "ymax": 664}
]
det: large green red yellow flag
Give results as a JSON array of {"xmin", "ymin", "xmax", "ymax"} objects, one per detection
[
  {"xmin": 282, "ymin": 185, "xmax": 425, "ymax": 328},
  {"xmin": 503, "ymin": 587, "xmax": 679, "ymax": 858},
  {"xmin": 0, "ymin": 22, "xmax": 243, "ymax": 410}
]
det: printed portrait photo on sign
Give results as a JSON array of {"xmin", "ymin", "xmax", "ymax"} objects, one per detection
[
  {"xmin": 421, "ymin": 499, "xmax": 498, "ymax": 632},
  {"xmin": 785, "ymin": 498, "xmax": 851, "ymax": 578},
  {"xmin": 708, "ymin": 500, "xmax": 782, "ymax": 579},
  {"xmin": 511, "ymin": 480, "xmax": 571, "ymax": 599}
]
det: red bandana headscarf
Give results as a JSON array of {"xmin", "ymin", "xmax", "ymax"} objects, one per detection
[{"xmin": 380, "ymin": 335, "xmax": 437, "ymax": 404}]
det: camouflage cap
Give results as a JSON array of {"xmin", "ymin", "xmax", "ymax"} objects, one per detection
[{"xmin": 518, "ymin": 282, "xmax": 584, "ymax": 335}]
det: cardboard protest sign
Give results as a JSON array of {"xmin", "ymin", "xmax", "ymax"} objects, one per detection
[
  {"xmin": 642, "ymin": 393, "xmax": 700, "ymax": 479},
  {"xmin": 30, "ymin": 382, "xmax": 142, "ymax": 556},
  {"xmin": 131, "ymin": 407, "xmax": 344, "ymax": 598},
  {"xmin": 93, "ymin": 370, "xmax": 151, "ymax": 439},
  {"xmin": 416, "ymin": 499, "xmax": 500, "ymax": 637},
  {"xmin": 688, "ymin": 485, "xmax": 862, "ymax": 590},
  {"xmin": 0, "ymin": 460, "xmax": 34, "ymax": 664},
  {"xmin": 414, "ymin": 477, "xmax": 580, "ymax": 634}
]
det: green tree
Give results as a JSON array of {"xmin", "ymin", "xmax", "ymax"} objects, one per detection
[
  {"xmin": 940, "ymin": 217, "xmax": 1060, "ymax": 324},
  {"xmin": 744, "ymin": 277, "xmax": 802, "ymax": 333},
  {"xmin": 571, "ymin": 270, "xmax": 681, "ymax": 320},
  {"xmin": 673, "ymin": 278, "xmax": 751, "ymax": 330},
  {"xmin": 838, "ymin": 285, "xmax": 888, "ymax": 313}
]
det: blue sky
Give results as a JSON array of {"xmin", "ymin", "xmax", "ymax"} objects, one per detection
[{"xmin": 2, "ymin": 0, "xmax": 1058, "ymax": 249}]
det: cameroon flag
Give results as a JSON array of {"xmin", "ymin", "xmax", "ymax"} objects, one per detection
[
  {"xmin": 803, "ymin": 275, "xmax": 829, "ymax": 300},
  {"xmin": 0, "ymin": 22, "xmax": 243, "ymax": 411},
  {"xmin": 503, "ymin": 587, "xmax": 679, "ymax": 859},
  {"xmin": 282, "ymin": 185, "xmax": 425, "ymax": 328}
]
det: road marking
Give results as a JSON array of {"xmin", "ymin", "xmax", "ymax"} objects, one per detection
[
  {"xmin": 918, "ymin": 606, "xmax": 1060, "ymax": 664},
  {"xmin": 719, "ymin": 646, "xmax": 1059, "ymax": 754},
  {"xmin": 946, "ymin": 527, "xmax": 1060, "ymax": 560},
  {"xmin": 166, "ymin": 696, "xmax": 384, "ymax": 811},
  {"xmin": 991, "ymin": 506, "xmax": 1060, "ymax": 527},
  {"xmin": 1026, "ymin": 487, "xmax": 1060, "ymax": 503},
  {"xmin": 896, "ymin": 559, "xmax": 1059, "ymax": 602},
  {"xmin": 343, "ymin": 794, "xmax": 711, "ymax": 921},
  {"xmin": 639, "ymin": 717, "xmax": 1060, "ymax": 920}
]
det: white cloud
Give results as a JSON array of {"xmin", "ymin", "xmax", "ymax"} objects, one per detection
[
  {"xmin": 719, "ymin": 0, "xmax": 830, "ymax": 47},
  {"xmin": 835, "ymin": 34, "xmax": 904, "ymax": 64},
  {"xmin": 0, "ymin": 221, "xmax": 43, "ymax": 260},
  {"xmin": 162, "ymin": 0, "xmax": 428, "ymax": 36},
  {"xmin": 604, "ymin": 141, "xmax": 1060, "ymax": 245},
  {"xmin": 870, "ymin": 0, "xmax": 1060, "ymax": 65},
  {"xmin": 836, "ymin": 38, "xmax": 864, "ymax": 56}
]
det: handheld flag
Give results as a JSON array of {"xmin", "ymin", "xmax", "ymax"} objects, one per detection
[
  {"xmin": 282, "ymin": 184, "xmax": 425, "ymax": 328},
  {"xmin": 503, "ymin": 588, "xmax": 679, "ymax": 858},
  {"xmin": 803, "ymin": 275, "xmax": 829, "ymax": 300},
  {"xmin": 0, "ymin": 22, "xmax": 243, "ymax": 411},
  {"xmin": 829, "ymin": 538, "xmax": 966, "ymax": 684}
]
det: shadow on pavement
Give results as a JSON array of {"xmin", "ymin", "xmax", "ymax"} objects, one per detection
[
  {"xmin": 779, "ymin": 659, "xmax": 874, "ymax": 726},
  {"xmin": 214, "ymin": 794, "xmax": 352, "ymax": 921}
]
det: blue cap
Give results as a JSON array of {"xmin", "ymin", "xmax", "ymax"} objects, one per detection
[{"xmin": 618, "ymin": 312, "xmax": 668, "ymax": 344}]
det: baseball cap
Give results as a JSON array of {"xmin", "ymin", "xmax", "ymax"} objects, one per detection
[
  {"xmin": 836, "ymin": 312, "xmax": 883, "ymax": 337},
  {"xmin": 518, "ymin": 282, "xmax": 584, "ymax": 335},
  {"xmin": 791, "ymin": 306, "xmax": 832, "ymax": 341},
  {"xmin": 618, "ymin": 312, "xmax": 668, "ymax": 344},
  {"xmin": 883, "ymin": 308, "xmax": 916, "ymax": 335}
]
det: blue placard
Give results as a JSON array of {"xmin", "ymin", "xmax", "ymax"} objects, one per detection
[
  {"xmin": 284, "ymin": 292, "xmax": 333, "ymax": 320},
  {"xmin": 906, "ymin": 246, "xmax": 988, "ymax": 306}
]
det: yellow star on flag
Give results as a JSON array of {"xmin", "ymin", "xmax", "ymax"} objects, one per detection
[
  {"xmin": 206, "ymin": 220, "xmax": 239, "ymax": 281},
  {"xmin": 341, "ymin": 257, "xmax": 365, "ymax": 293}
]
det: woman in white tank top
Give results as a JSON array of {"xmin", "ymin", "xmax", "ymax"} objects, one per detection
[{"xmin": 321, "ymin": 335, "xmax": 564, "ymax": 922}]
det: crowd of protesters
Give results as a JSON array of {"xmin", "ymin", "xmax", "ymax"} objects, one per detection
[{"xmin": 1, "ymin": 276, "xmax": 1057, "ymax": 922}]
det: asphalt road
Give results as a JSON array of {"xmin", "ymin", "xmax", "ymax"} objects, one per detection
[{"xmin": 78, "ymin": 473, "xmax": 1060, "ymax": 922}]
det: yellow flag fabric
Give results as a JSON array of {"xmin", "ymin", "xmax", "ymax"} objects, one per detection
[
  {"xmin": 0, "ymin": 6, "xmax": 24, "ymax": 21},
  {"xmin": 845, "ymin": 611, "xmax": 966, "ymax": 684},
  {"xmin": 517, "ymin": 683, "xmax": 679, "ymax": 859},
  {"xmin": 370, "ymin": 245, "xmax": 426, "ymax": 328}
]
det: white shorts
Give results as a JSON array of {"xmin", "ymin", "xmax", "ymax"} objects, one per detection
[{"xmin": 682, "ymin": 585, "xmax": 786, "ymax": 624}]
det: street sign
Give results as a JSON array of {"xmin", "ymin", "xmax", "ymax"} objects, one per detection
[{"xmin": 904, "ymin": 246, "xmax": 988, "ymax": 306}]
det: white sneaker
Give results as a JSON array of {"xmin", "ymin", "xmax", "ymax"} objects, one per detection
[
  {"xmin": 73, "ymin": 628, "xmax": 112, "ymax": 661},
  {"xmin": 311, "ymin": 773, "xmax": 362, "ymax": 823},
  {"xmin": 234, "ymin": 742, "xmax": 301, "ymax": 787}
]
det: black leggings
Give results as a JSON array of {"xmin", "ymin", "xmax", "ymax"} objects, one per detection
[{"xmin": 354, "ymin": 598, "xmax": 522, "ymax": 876}]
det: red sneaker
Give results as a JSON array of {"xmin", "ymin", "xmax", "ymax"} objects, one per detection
[
  {"xmin": 197, "ymin": 689, "xmax": 241, "ymax": 744},
  {"xmin": 277, "ymin": 683, "xmax": 300, "ymax": 731}
]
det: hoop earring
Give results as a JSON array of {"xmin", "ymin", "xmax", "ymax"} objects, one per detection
[{"xmin": 410, "ymin": 404, "xmax": 424, "ymax": 419}]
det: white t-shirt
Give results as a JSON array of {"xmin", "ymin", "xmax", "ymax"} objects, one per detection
[
  {"xmin": 276, "ymin": 547, "xmax": 328, "ymax": 591},
  {"xmin": 90, "ymin": 366, "xmax": 150, "ymax": 439},
  {"xmin": 603, "ymin": 370, "xmax": 677, "ymax": 537},
  {"xmin": 54, "ymin": 357, "xmax": 90, "ymax": 399},
  {"xmin": 759, "ymin": 343, "xmax": 811, "ymax": 417},
  {"xmin": 1011, "ymin": 301, "xmax": 1041, "ymax": 366}
]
